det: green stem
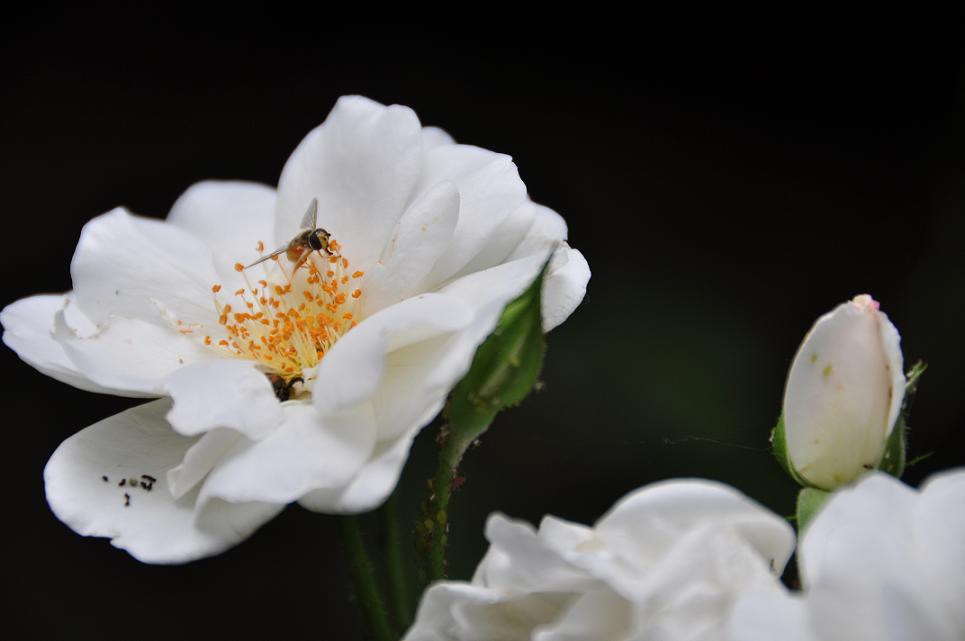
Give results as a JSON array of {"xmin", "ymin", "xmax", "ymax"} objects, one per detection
[
  {"xmin": 426, "ymin": 439, "xmax": 457, "ymax": 581},
  {"xmin": 384, "ymin": 492, "xmax": 412, "ymax": 630},
  {"xmin": 339, "ymin": 516, "xmax": 395, "ymax": 641},
  {"xmin": 423, "ymin": 409, "xmax": 492, "ymax": 582}
]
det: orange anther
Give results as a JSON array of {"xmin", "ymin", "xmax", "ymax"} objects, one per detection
[
  {"xmin": 234, "ymin": 263, "xmax": 245, "ymax": 272},
  {"xmin": 204, "ymin": 336, "xmax": 212, "ymax": 345},
  {"xmin": 352, "ymin": 289, "xmax": 362, "ymax": 299},
  {"xmin": 352, "ymin": 271, "xmax": 364, "ymax": 279},
  {"xmin": 234, "ymin": 288, "xmax": 245, "ymax": 296},
  {"xmin": 211, "ymin": 284, "xmax": 222, "ymax": 293},
  {"xmin": 256, "ymin": 240, "xmax": 265, "ymax": 252},
  {"xmin": 342, "ymin": 258, "xmax": 349, "ymax": 269}
]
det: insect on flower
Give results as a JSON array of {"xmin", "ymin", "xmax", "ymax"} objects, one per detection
[{"xmin": 244, "ymin": 198, "xmax": 336, "ymax": 273}]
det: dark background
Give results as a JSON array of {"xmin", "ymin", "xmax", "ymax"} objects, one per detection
[{"xmin": 4, "ymin": 8, "xmax": 964, "ymax": 640}]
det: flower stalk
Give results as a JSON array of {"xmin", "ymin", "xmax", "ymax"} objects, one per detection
[
  {"xmin": 339, "ymin": 516, "xmax": 396, "ymax": 641},
  {"xmin": 383, "ymin": 492, "xmax": 413, "ymax": 631},
  {"xmin": 418, "ymin": 260, "xmax": 549, "ymax": 582}
]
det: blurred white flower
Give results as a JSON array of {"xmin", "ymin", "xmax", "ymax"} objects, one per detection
[
  {"xmin": 783, "ymin": 294, "xmax": 905, "ymax": 489},
  {"xmin": 1, "ymin": 96, "xmax": 590, "ymax": 563},
  {"xmin": 729, "ymin": 469, "xmax": 965, "ymax": 641},
  {"xmin": 403, "ymin": 479, "xmax": 794, "ymax": 641}
]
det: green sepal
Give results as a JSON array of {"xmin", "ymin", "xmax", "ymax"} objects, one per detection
[
  {"xmin": 770, "ymin": 414, "xmax": 812, "ymax": 488},
  {"xmin": 444, "ymin": 259, "xmax": 548, "ymax": 452},
  {"xmin": 878, "ymin": 413, "xmax": 907, "ymax": 478},
  {"xmin": 796, "ymin": 487, "xmax": 830, "ymax": 534},
  {"xmin": 877, "ymin": 360, "xmax": 926, "ymax": 479}
]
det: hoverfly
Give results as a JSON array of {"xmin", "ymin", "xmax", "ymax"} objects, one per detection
[{"xmin": 245, "ymin": 198, "xmax": 336, "ymax": 272}]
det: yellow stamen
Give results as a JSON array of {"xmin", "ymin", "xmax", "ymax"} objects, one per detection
[{"xmin": 201, "ymin": 249, "xmax": 363, "ymax": 381}]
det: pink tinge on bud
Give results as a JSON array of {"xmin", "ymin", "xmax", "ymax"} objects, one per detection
[{"xmin": 851, "ymin": 294, "xmax": 880, "ymax": 312}]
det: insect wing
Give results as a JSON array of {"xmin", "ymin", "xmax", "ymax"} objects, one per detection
[
  {"xmin": 299, "ymin": 197, "xmax": 319, "ymax": 230},
  {"xmin": 245, "ymin": 245, "xmax": 289, "ymax": 269}
]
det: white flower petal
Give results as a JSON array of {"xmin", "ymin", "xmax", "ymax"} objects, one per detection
[
  {"xmin": 198, "ymin": 402, "xmax": 376, "ymax": 507},
  {"xmin": 594, "ymin": 479, "xmax": 795, "ymax": 581},
  {"xmin": 163, "ymin": 359, "xmax": 283, "ymax": 438},
  {"xmin": 70, "ymin": 208, "xmax": 220, "ymax": 329},
  {"xmin": 533, "ymin": 588, "xmax": 630, "ymax": 641},
  {"xmin": 799, "ymin": 473, "xmax": 917, "ymax": 589},
  {"xmin": 44, "ymin": 399, "xmax": 282, "ymax": 564},
  {"xmin": 274, "ymin": 96, "xmax": 423, "ymax": 268},
  {"xmin": 454, "ymin": 201, "xmax": 538, "ymax": 278},
  {"xmin": 542, "ymin": 246, "xmax": 590, "ymax": 332},
  {"xmin": 418, "ymin": 144, "xmax": 528, "ymax": 287},
  {"xmin": 914, "ymin": 470, "xmax": 965, "ymax": 629},
  {"xmin": 422, "ymin": 125, "xmax": 455, "ymax": 149},
  {"xmin": 403, "ymin": 583, "xmax": 536, "ymax": 641},
  {"xmin": 53, "ymin": 310, "xmax": 212, "ymax": 395},
  {"xmin": 166, "ymin": 428, "xmax": 240, "ymax": 499},
  {"xmin": 298, "ymin": 427, "xmax": 415, "ymax": 513},
  {"xmin": 166, "ymin": 180, "xmax": 277, "ymax": 286},
  {"xmin": 482, "ymin": 513, "xmax": 596, "ymax": 593},
  {"xmin": 309, "ymin": 257, "xmax": 548, "ymax": 512},
  {"xmin": 510, "ymin": 203, "xmax": 569, "ymax": 260},
  {"xmin": 363, "ymin": 181, "xmax": 460, "ymax": 314},
  {"xmin": 799, "ymin": 473, "xmax": 965, "ymax": 641},
  {"xmin": 451, "ymin": 591, "xmax": 573, "ymax": 641},
  {"xmin": 728, "ymin": 590, "xmax": 815, "ymax": 641},
  {"xmin": 312, "ymin": 293, "xmax": 474, "ymax": 417},
  {"xmin": 797, "ymin": 471, "xmax": 965, "ymax": 641},
  {"xmin": 1, "ymin": 294, "xmax": 123, "ymax": 394},
  {"xmin": 440, "ymin": 252, "xmax": 547, "ymax": 316},
  {"xmin": 302, "ymin": 318, "xmax": 507, "ymax": 513},
  {"xmin": 620, "ymin": 526, "xmax": 786, "ymax": 638}
]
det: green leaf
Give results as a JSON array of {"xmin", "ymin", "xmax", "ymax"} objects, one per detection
[
  {"xmin": 771, "ymin": 414, "xmax": 811, "ymax": 488},
  {"xmin": 796, "ymin": 487, "xmax": 830, "ymax": 534},
  {"xmin": 905, "ymin": 360, "xmax": 927, "ymax": 395},
  {"xmin": 878, "ymin": 412, "xmax": 907, "ymax": 478}
]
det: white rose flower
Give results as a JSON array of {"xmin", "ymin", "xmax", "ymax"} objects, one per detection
[
  {"xmin": 782, "ymin": 294, "xmax": 905, "ymax": 489},
  {"xmin": 728, "ymin": 470, "xmax": 965, "ymax": 641},
  {"xmin": 1, "ymin": 96, "xmax": 590, "ymax": 563},
  {"xmin": 403, "ymin": 480, "xmax": 795, "ymax": 641}
]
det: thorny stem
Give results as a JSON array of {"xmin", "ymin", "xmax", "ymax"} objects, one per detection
[
  {"xmin": 339, "ymin": 516, "xmax": 395, "ymax": 641},
  {"xmin": 422, "ymin": 405, "xmax": 493, "ymax": 583}
]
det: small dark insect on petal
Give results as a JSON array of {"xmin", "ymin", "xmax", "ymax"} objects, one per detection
[
  {"xmin": 266, "ymin": 373, "xmax": 304, "ymax": 402},
  {"xmin": 123, "ymin": 493, "xmax": 131, "ymax": 507},
  {"xmin": 118, "ymin": 479, "xmax": 126, "ymax": 487},
  {"xmin": 101, "ymin": 475, "xmax": 109, "ymax": 482},
  {"xmin": 140, "ymin": 474, "xmax": 157, "ymax": 483}
]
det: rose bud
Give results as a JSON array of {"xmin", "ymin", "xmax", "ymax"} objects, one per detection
[{"xmin": 782, "ymin": 294, "xmax": 905, "ymax": 490}]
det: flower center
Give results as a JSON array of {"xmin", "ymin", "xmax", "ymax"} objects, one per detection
[{"xmin": 205, "ymin": 239, "xmax": 363, "ymax": 381}]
